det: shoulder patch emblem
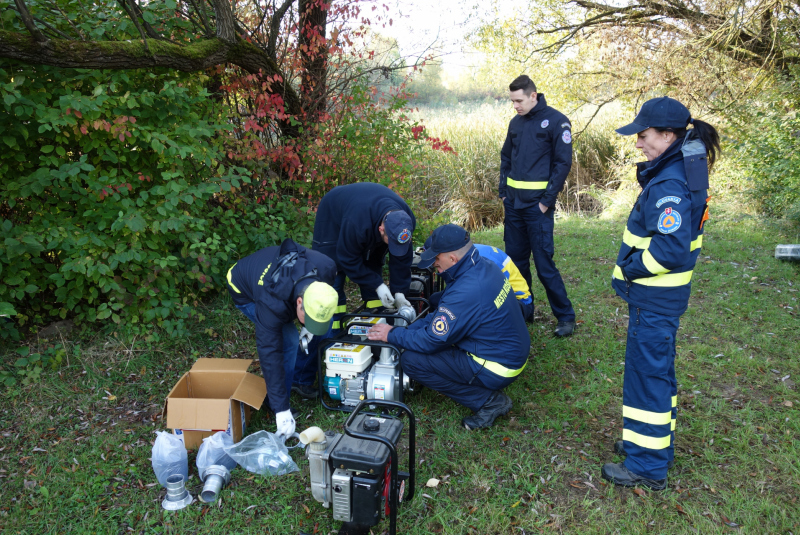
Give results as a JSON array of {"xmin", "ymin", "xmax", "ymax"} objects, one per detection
[
  {"xmin": 438, "ymin": 306, "xmax": 456, "ymax": 320},
  {"xmin": 656, "ymin": 196, "xmax": 682, "ymax": 208},
  {"xmin": 397, "ymin": 228, "xmax": 411, "ymax": 244},
  {"xmin": 431, "ymin": 314, "xmax": 449, "ymax": 336},
  {"xmin": 560, "ymin": 122, "xmax": 571, "ymax": 129},
  {"xmin": 562, "ymin": 130, "xmax": 572, "ymax": 144},
  {"xmin": 657, "ymin": 207, "xmax": 682, "ymax": 234},
  {"xmin": 540, "ymin": 119, "xmax": 549, "ymax": 128}
]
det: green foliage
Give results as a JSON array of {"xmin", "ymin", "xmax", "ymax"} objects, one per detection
[
  {"xmin": 0, "ymin": 344, "xmax": 65, "ymax": 388},
  {"xmin": 0, "ymin": 64, "xmax": 311, "ymax": 337},
  {"xmin": 728, "ymin": 72, "xmax": 800, "ymax": 223}
]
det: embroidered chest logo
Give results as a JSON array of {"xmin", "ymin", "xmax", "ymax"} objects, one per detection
[
  {"xmin": 657, "ymin": 207, "xmax": 682, "ymax": 234},
  {"xmin": 540, "ymin": 119, "xmax": 549, "ymax": 128},
  {"xmin": 431, "ymin": 314, "xmax": 449, "ymax": 336}
]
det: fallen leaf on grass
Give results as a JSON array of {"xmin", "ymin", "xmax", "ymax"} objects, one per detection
[
  {"xmin": 676, "ymin": 504, "xmax": 690, "ymax": 516},
  {"xmin": 569, "ymin": 481, "xmax": 584, "ymax": 489},
  {"xmin": 633, "ymin": 488, "xmax": 646, "ymax": 497},
  {"xmin": 425, "ymin": 478, "xmax": 440, "ymax": 488},
  {"xmin": 784, "ymin": 401, "xmax": 793, "ymax": 408},
  {"xmin": 720, "ymin": 514, "xmax": 740, "ymax": 529},
  {"xmin": 422, "ymin": 493, "xmax": 433, "ymax": 499},
  {"xmin": 302, "ymin": 503, "xmax": 310, "ymax": 513}
]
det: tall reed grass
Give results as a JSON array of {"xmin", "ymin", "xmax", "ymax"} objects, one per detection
[{"xmin": 407, "ymin": 102, "xmax": 620, "ymax": 230}]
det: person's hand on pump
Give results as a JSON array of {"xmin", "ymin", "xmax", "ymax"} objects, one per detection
[
  {"xmin": 393, "ymin": 292, "xmax": 412, "ymax": 310},
  {"xmin": 298, "ymin": 327, "xmax": 313, "ymax": 354},
  {"xmin": 376, "ymin": 283, "xmax": 394, "ymax": 308},
  {"xmin": 275, "ymin": 409, "xmax": 296, "ymax": 440}
]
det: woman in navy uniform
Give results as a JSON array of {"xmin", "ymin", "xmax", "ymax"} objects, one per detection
[{"xmin": 602, "ymin": 97, "xmax": 720, "ymax": 490}]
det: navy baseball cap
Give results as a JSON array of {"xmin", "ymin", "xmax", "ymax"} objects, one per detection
[
  {"xmin": 418, "ymin": 224, "xmax": 470, "ymax": 269},
  {"xmin": 383, "ymin": 210, "xmax": 414, "ymax": 256},
  {"xmin": 615, "ymin": 97, "xmax": 691, "ymax": 136}
]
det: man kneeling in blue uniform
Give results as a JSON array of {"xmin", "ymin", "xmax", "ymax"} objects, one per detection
[{"xmin": 367, "ymin": 224, "xmax": 531, "ymax": 430}]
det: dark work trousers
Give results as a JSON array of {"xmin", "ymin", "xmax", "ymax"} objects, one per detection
[
  {"xmin": 293, "ymin": 258, "xmax": 384, "ymax": 387},
  {"xmin": 400, "ymin": 347, "xmax": 518, "ymax": 412},
  {"xmin": 621, "ymin": 305, "xmax": 680, "ymax": 480},
  {"xmin": 503, "ymin": 201, "xmax": 575, "ymax": 322}
]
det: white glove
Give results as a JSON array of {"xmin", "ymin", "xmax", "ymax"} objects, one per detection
[
  {"xmin": 275, "ymin": 409, "xmax": 296, "ymax": 440},
  {"xmin": 394, "ymin": 293, "xmax": 412, "ymax": 309},
  {"xmin": 298, "ymin": 327, "xmax": 313, "ymax": 354},
  {"xmin": 376, "ymin": 283, "xmax": 394, "ymax": 308}
]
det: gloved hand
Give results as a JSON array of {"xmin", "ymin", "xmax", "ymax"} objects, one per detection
[
  {"xmin": 393, "ymin": 293, "xmax": 412, "ymax": 309},
  {"xmin": 298, "ymin": 327, "xmax": 313, "ymax": 354},
  {"xmin": 376, "ymin": 283, "xmax": 394, "ymax": 308},
  {"xmin": 275, "ymin": 409, "xmax": 296, "ymax": 440}
]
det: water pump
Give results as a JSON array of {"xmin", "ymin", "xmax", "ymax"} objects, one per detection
[{"xmin": 301, "ymin": 400, "xmax": 415, "ymax": 535}]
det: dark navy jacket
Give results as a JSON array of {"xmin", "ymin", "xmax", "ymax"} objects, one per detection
[
  {"xmin": 312, "ymin": 183, "xmax": 416, "ymax": 295},
  {"xmin": 499, "ymin": 94, "xmax": 573, "ymax": 209},
  {"xmin": 388, "ymin": 246, "xmax": 530, "ymax": 373},
  {"xmin": 612, "ymin": 134, "xmax": 709, "ymax": 316},
  {"xmin": 227, "ymin": 239, "xmax": 337, "ymax": 413}
]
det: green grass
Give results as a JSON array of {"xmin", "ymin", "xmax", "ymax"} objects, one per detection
[{"xmin": 1, "ymin": 213, "xmax": 799, "ymax": 534}]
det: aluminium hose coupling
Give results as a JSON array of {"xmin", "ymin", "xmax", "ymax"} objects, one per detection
[
  {"xmin": 161, "ymin": 474, "xmax": 194, "ymax": 510},
  {"xmin": 200, "ymin": 464, "xmax": 231, "ymax": 503}
]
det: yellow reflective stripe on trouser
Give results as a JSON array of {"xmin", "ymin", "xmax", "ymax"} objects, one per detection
[
  {"xmin": 691, "ymin": 235, "xmax": 703, "ymax": 250},
  {"xmin": 623, "ymin": 405, "xmax": 672, "ymax": 426},
  {"xmin": 365, "ymin": 299, "xmax": 382, "ymax": 308},
  {"xmin": 642, "ymin": 250, "xmax": 669, "ymax": 275},
  {"xmin": 622, "ymin": 429, "xmax": 671, "ymax": 450},
  {"xmin": 613, "ymin": 266, "xmax": 693, "ymax": 287},
  {"xmin": 506, "ymin": 177, "xmax": 548, "ymax": 190},
  {"xmin": 622, "ymin": 228, "xmax": 651, "ymax": 249},
  {"xmin": 227, "ymin": 264, "xmax": 241, "ymax": 293},
  {"xmin": 671, "ymin": 395, "xmax": 677, "ymax": 431},
  {"xmin": 470, "ymin": 354, "xmax": 527, "ymax": 378}
]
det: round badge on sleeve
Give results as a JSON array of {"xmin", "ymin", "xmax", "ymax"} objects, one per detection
[
  {"xmin": 562, "ymin": 130, "xmax": 572, "ymax": 144},
  {"xmin": 657, "ymin": 207, "xmax": 682, "ymax": 234},
  {"xmin": 431, "ymin": 314, "xmax": 449, "ymax": 336},
  {"xmin": 397, "ymin": 229, "xmax": 411, "ymax": 243},
  {"xmin": 540, "ymin": 119, "xmax": 549, "ymax": 128}
]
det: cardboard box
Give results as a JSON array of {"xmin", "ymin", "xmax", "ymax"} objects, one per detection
[{"xmin": 163, "ymin": 358, "xmax": 266, "ymax": 449}]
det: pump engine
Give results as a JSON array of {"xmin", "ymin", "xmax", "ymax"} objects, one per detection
[
  {"xmin": 302, "ymin": 400, "xmax": 415, "ymax": 535},
  {"xmin": 321, "ymin": 307, "xmax": 417, "ymax": 409}
]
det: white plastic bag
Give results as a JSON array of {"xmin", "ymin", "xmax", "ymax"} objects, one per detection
[
  {"xmin": 151, "ymin": 431, "xmax": 189, "ymax": 487},
  {"xmin": 223, "ymin": 430, "xmax": 299, "ymax": 476},
  {"xmin": 196, "ymin": 431, "xmax": 238, "ymax": 477}
]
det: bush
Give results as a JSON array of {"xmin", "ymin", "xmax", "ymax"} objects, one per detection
[{"xmin": 0, "ymin": 65, "xmax": 311, "ymax": 339}]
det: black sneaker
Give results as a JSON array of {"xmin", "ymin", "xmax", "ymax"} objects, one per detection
[
  {"xmin": 613, "ymin": 440, "xmax": 674, "ymax": 469},
  {"xmin": 601, "ymin": 462, "xmax": 667, "ymax": 491},
  {"xmin": 291, "ymin": 384, "xmax": 319, "ymax": 399},
  {"xmin": 554, "ymin": 320, "xmax": 576, "ymax": 337},
  {"xmin": 462, "ymin": 392, "xmax": 513, "ymax": 430}
]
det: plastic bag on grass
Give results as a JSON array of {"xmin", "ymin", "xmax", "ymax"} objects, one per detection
[
  {"xmin": 223, "ymin": 430, "xmax": 299, "ymax": 476},
  {"xmin": 196, "ymin": 431, "xmax": 238, "ymax": 477},
  {"xmin": 151, "ymin": 431, "xmax": 189, "ymax": 487}
]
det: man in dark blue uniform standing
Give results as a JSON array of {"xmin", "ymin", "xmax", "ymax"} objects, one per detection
[
  {"xmin": 367, "ymin": 224, "xmax": 531, "ymax": 430},
  {"xmin": 292, "ymin": 182, "xmax": 416, "ymax": 398},
  {"xmin": 500, "ymin": 75, "xmax": 576, "ymax": 337},
  {"xmin": 227, "ymin": 238, "xmax": 338, "ymax": 439}
]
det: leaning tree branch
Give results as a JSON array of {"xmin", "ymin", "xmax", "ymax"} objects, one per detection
[{"xmin": 13, "ymin": 0, "xmax": 49, "ymax": 44}]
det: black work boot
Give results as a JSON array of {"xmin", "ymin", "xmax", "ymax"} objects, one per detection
[
  {"xmin": 554, "ymin": 320, "xmax": 576, "ymax": 337},
  {"xmin": 462, "ymin": 392, "xmax": 513, "ymax": 430},
  {"xmin": 601, "ymin": 462, "xmax": 667, "ymax": 491},
  {"xmin": 291, "ymin": 383, "xmax": 319, "ymax": 399},
  {"xmin": 613, "ymin": 440, "xmax": 674, "ymax": 469}
]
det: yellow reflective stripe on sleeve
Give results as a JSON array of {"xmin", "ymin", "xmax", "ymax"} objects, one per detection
[
  {"xmin": 671, "ymin": 395, "xmax": 677, "ymax": 407},
  {"xmin": 227, "ymin": 263, "xmax": 241, "ymax": 293},
  {"xmin": 365, "ymin": 300, "xmax": 382, "ymax": 308},
  {"xmin": 470, "ymin": 354, "xmax": 527, "ymax": 378},
  {"xmin": 622, "ymin": 429, "xmax": 671, "ymax": 450},
  {"xmin": 507, "ymin": 177, "xmax": 548, "ymax": 190},
  {"xmin": 622, "ymin": 228, "xmax": 651, "ymax": 250},
  {"xmin": 623, "ymin": 405, "xmax": 672, "ymax": 426},
  {"xmin": 691, "ymin": 235, "xmax": 703, "ymax": 250},
  {"xmin": 642, "ymin": 250, "xmax": 669, "ymax": 275},
  {"xmin": 335, "ymin": 305, "xmax": 347, "ymax": 313},
  {"xmin": 613, "ymin": 266, "xmax": 693, "ymax": 287}
]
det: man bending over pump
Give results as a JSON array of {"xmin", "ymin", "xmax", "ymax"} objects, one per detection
[{"xmin": 367, "ymin": 224, "xmax": 531, "ymax": 430}]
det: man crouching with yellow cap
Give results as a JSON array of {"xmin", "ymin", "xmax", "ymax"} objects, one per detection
[{"xmin": 226, "ymin": 238, "xmax": 338, "ymax": 439}]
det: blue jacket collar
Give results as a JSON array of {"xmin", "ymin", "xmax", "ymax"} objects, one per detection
[
  {"xmin": 635, "ymin": 137, "xmax": 684, "ymax": 187},
  {"xmin": 439, "ymin": 245, "xmax": 479, "ymax": 285},
  {"xmin": 524, "ymin": 94, "xmax": 547, "ymax": 117}
]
